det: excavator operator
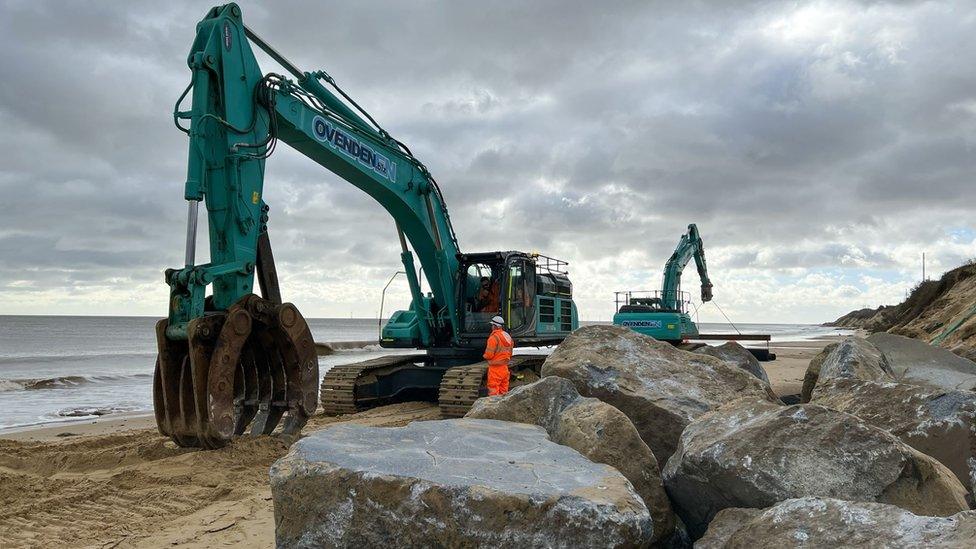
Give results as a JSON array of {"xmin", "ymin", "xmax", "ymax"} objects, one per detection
[
  {"xmin": 476, "ymin": 275, "xmax": 501, "ymax": 314},
  {"xmin": 483, "ymin": 315, "xmax": 514, "ymax": 395}
]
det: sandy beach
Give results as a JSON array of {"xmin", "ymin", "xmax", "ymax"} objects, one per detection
[{"xmin": 0, "ymin": 337, "xmax": 840, "ymax": 548}]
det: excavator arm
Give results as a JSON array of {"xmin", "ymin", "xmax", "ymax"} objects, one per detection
[
  {"xmin": 661, "ymin": 224, "xmax": 713, "ymax": 311},
  {"xmin": 168, "ymin": 4, "xmax": 461, "ymax": 348}
]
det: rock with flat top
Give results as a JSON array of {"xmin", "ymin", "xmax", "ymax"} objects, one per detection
[
  {"xmin": 697, "ymin": 498, "xmax": 976, "ymax": 549},
  {"xmin": 662, "ymin": 399, "xmax": 969, "ymax": 539},
  {"xmin": 868, "ymin": 332, "xmax": 976, "ymax": 391},
  {"xmin": 695, "ymin": 342, "xmax": 770, "ymax": 385},
  {"xmin": 812, "ymin": 378, "xmax": 976, "ymax": 501},
  {"xmin": 270, "ymin": 418, "xmax": 653, "ymax": 548},
  {"xmin": 541, "ymin": 325, "xmax": 778, "ymax": 465},
  {"xmin": 800, "ymin": 337, "xmax": 893, "ymax": 402},
  {"xmin": 467, "ymin": 376, "xmax": 677, "ymax": 544}
]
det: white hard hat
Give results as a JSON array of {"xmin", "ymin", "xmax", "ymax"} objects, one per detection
[{"xmin": 490, "ymin": 315, "xmax": 505, "ymax": 327}]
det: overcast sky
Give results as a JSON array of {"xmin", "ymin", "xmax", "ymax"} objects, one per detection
[{"xmin": 1, "ymin": 0, "xmax": 973, "ymax": 323}]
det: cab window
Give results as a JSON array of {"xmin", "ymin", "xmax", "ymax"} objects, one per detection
[
  {"xmin": 506, "ymin": 259, "xmax": 535, "ymax": 331},
  {"xmin": 463, "ymin": 263, "xmax": 501, "ymax": 333}
]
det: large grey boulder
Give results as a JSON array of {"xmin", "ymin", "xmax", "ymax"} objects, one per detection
[
  {"xmin": 868, "ymin": 332, "xmax": 976, "ymax": 391},
  {"xmin": 697, "ymin": 498, "xmax": 976, "ymax": 549},
  {"xmin": 812, "ymin": 378, "xmax": 976, "ymax": 500},
  {"xmin": 467, "ymin": 376, "xmax": 677, "ymax": 544},
  {"xmin": 800, "ymin": 337, "xmax": 894, "ymax": 402},
  {"xmin": 541, "ymin": 325, "xmax": 778, "ymax": 465},
  {"xmin": 694, "ymin": 342, "xmax": 770, "ymax": 385},
  {"xmin": 271, "ymin": 419, "xmax": 653, "ymax": 548},
  {"xmin": 661, "ymin": 399, "xmax": 969, "ymax": 539}
]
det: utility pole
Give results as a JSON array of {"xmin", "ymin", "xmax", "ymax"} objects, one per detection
[{"xmin": 922, "ymin": 252, "xmax": 926, "ymax": 281}]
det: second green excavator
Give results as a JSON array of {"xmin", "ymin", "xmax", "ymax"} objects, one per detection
[
  {"xmin": 613, "ymin": 224, "xmax": 712, "ymax": 342},
  {"xmin": 153, "ymin": 4, "xmax": 578, "ymax": 448}
]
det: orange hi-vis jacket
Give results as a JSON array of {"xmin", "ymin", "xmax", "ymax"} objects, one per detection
[{"xmin": 483, "ymin": 326, "xmax": 514, "ymax": 367}]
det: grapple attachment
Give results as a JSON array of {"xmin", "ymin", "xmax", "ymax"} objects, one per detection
[{"xmin": 153, "ymin": 294, "xmax": 318, "ymax": 449}]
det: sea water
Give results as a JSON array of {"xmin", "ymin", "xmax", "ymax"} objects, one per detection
[{"xmin": 0, "ymin": 316, "xmax": 849, "ymax": 431}]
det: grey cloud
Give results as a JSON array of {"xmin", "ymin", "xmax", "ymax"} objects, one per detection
[{"xmin": 0, "ymin": 0, "xmax": 972, "ymax": 321}]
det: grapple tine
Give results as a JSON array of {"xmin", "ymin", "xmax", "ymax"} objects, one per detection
[
  {"xmin": 252, "ymin": 338, "xmax": 285, "ymax": 435},
  {"xmin": 152, "ymin": 357, "xmax": 165, "ymax": 432},
  {"xmin": 177, "ymin": 357, "xmax": 196, "ymax": 436},
  {"xmin": 187, "ymin": 315, "xmax": 223, "ymax": 443},
  {"xmin": 206, "ymin": 307, "xmax": 252, "ymax": 443},
  {"xmin": 154, "ymin": 319, "xmax": 186, "ymax": 439},
  {"xmin": 249, "ymin": 329, "xmax": 281, "ymax": 436},
  {"xmin": 242, "ymin": 297, "xmax": 318, "ymax": 435},
  {"xmin": 233, "ymin": 345, "xmax": 260, "ymax": 435},
  {"xmin": 271, "ymin": 303, "xmax": 317, "ymax": 434},
  {"xmin": 273, "ymin": 303, "xmax": 319, "ymax": 419}
]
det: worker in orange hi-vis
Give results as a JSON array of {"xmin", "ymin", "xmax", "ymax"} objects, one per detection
[{"xmin": 483, "ymin": 315, "xmax": 514, "ymax": 396}]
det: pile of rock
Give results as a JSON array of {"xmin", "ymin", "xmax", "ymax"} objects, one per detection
[
  {"xmin": 662, "ymin": 398, "xmax": 968, "ymax": 537},
  {"xmin": 271, "ymin": 326, "xmax": 975, "ymax": 547},
  {"xmin": 801, "ymin": 334, "xmax": 976, "ymax": 505},
  {"xmin": 541, "ymin": 325, "xmax": 778, "ymax": 464},
  {"xmin": 537, "ymin": 327, "xmax": 974, "ymax": 543},
  {"xmin": 466, "ymin": 376, "xmax": 677, "ymax": 545}
]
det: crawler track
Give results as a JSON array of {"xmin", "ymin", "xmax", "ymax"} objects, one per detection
[
  {"xmin": 438, "ymin": 355, "xmax": 547, "ymax": 417},
  {"xmin": 438, "ymin": 363, "xmax": 489, "ymax": 417},
  {"xmin": 320, "ymin": 354, "xmax": 427, "ymax": 415},
  {"xmin": 321, "ymin": 354, "xmax": 547, "ymax": 418}
]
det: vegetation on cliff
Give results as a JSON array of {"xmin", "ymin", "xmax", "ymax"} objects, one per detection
[{"xmin": 825, "ymin": 261, "xmax": 976, "ymax": 360}]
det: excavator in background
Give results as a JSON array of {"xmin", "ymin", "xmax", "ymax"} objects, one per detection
[
  {"xmin": 154, "ymin": 4, "xmax": 578, "ymax": 448},
  {"xmin": 613, "ymin": 224, "xmax": 776, "ymax": 361},
  {"xmin": 613, "ymin": 224, "xmax": 713, "ymax": 343}
]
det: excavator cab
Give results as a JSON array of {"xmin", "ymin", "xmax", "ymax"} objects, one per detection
[
  {"xmin": 456, "ymin": 252, "xmax": 576, "ymax": 347},
  {"xmin": 614, "ymin": 290, "xmax": 699, "ymax": 342}
]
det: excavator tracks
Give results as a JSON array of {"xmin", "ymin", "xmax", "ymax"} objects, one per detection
[
  {"xmin": 438, "ymin": 355, "xmax": 547, "ymax": 418},
  {"xmin": 321, "ymin": 354, "xmax": 547, "ymax": 418},
  {"xmin": 320, "ymin": 354, "xmax": 428, "ymax": 416},
  {"xmin": 153, "ymin": 294, "xmax": 319, "ymax": 449},
  {"xmin": 438, "ymin": 363, "xmax": 489, "ymax": 418}
]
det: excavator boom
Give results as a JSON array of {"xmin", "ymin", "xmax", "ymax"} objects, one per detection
[
  {"xmin": 169, "ymin": 6, "xmax": 461, "ymax": 348},
  {"xmin": 661, "ymin": 223, "xmax": 713, "ymax": 310}
]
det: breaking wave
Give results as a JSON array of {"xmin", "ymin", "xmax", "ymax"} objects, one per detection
[
  {"xmin": 0, "ymin": 352, "xmax": 156, "ymax": 365},
  {"xmin": 0, "ymin": 374, "xmax": 151, "ymax": 392}
]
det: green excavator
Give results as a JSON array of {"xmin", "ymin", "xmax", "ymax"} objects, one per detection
[
  {"xmin": 154, "ymin": 4, "xmax": 578, "ymax": 448},
  {"xmin": 613, "ymin": 224, "xmax": 713, "ymax": 342}
]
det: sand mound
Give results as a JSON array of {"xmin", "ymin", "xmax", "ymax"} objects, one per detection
[{"xmin": 0, "ymin": 402, "xmax": 440, "ymax": 548}]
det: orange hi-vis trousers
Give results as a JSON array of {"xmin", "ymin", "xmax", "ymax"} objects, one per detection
[
  {"xmin": 483, "ymin": 327, "xmax": 514, "ymax": 396},
  {"xmin": 486, "ymin": 365, "xmax": 509, "ymax": 396}
]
